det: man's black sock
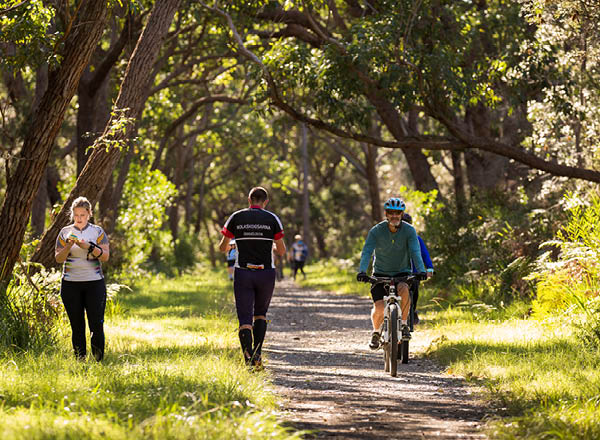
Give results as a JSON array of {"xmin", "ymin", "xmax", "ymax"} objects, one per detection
[
  {"xmin": 252, "ymin": 319, "xmax": 267, "ymax": 358},
  {"xmin": 238, "ymin": 328, "xmax": 253, "ymax": 362}
]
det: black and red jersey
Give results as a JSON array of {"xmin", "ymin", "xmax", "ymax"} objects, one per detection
[{"xmin": 221, "ymin": 205, "xmax": 284, "ymax": 269}]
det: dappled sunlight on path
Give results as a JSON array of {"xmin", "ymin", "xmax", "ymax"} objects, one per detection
[{"xmin": 265, "ymin": 279, "xmax": 487, "ymax": 439}]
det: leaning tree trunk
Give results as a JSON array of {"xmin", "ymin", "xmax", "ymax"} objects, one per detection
[
  {"xmin": 31, "ymin": 0, "xmax": 182, "ymax": 270},
  {"xmin": 0, "ymin": 2, "xmax": 109, "ymax": 282}
]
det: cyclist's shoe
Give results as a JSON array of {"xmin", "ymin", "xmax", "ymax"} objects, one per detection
[
  {"xmin": 414, "ymin": 311, "xmax": 420, "ymax": 325},
  {"xmin": 369, "ymin": 331, "xmax": 381, "ymax": 350},
  {"xmin": 401, "ymin": 325, "xmax": 411, "ymax": 341}
]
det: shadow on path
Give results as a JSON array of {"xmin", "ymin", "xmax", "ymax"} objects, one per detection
[{"xmin": 265, "ymin": 280, "xmax": 488, "ymax": 440}]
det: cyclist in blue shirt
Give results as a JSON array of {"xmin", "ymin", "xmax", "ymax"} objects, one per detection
[
  {"xmin": 402, "ymin": 213, "xmax": 434, "ymax": 324},
  {"xmin": 357, "ymin": 198, "xmax": 426, "ymax": 349}
]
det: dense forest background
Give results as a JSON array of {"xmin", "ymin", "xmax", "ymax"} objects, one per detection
[{"xmin": 1, "ymin": 0, "xmax": 599, "ymax": 325}]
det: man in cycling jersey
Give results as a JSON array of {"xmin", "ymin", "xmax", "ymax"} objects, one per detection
[
  {"xmin": 357, "ymin": 197, "xmax": 426, "ymax": 349},
  {"xmin": 219, "ymin": 187, "xmax": 286, "ymax": 368}
]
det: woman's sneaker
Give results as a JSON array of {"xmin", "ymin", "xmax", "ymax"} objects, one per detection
[{"xmin": 369, "ymin": 331, "xmax": 381, "ymax": 350}]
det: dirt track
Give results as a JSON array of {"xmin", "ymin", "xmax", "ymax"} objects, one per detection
[{"xmin": 265, "ymin": 279, "xmax": 488, "ymax": 439}]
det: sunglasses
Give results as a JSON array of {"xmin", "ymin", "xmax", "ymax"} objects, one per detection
[{"xmin": 385, "ymin": 211, "xmax": 403, "ymax": 216}]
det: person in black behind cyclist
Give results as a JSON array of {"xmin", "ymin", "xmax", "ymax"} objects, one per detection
[
  {"xmin": 218, "ymin": 187, "xmax": 286, "ymax": 368},
  {"xmin": 402, "ymin": 213, "xmax": 434, "ymax": 324},
  {"xmin": 356, "ymin": 197, "xmax": 426, "ymax": 349}
]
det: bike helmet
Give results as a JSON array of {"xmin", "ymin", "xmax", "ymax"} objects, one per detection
[{"xmin": 383, "ymin": 197, "xmax": 406, "ymax": 211}]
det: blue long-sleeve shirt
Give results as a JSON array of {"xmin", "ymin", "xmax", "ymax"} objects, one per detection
[
  {"xmin": 358, "ymin": 220, "xmax": 425, "ymax": 275},
  {"xmin": 412, "ymin": 236, "xmax": 433, "ymax": 273}
]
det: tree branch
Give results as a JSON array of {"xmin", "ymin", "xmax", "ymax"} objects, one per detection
[{"xmin": 202, "ymin": 1, "xmax": 600, "ymax": 183}]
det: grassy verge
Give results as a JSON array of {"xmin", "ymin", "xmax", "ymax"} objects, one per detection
[
  {"xmin": 295, "ymin": 260, "xmax": 365, "ymax": 294},
  {"xmin": 301, "ymin": 261, "xmax": 600, "ymax": 439},
  {"xmin": 424, "ymin": 306, "xmax": 600, "ymax": 439},
  {"xmin": 0, "ymin": 266, "xmax": 301, "ymax": 440}
]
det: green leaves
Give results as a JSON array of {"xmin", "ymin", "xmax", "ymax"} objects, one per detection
[{"xmin": 0, "ymin": 0, "xmax": 55, "ymax": 70}]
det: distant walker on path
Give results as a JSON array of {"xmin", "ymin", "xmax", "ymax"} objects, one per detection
[
  {"xmin": 218, "ymin": 186, "xmax": 287, "ymax": 368},
  {"xmin": 290, "ymin": 234, "xmax": 308, "ymax": 280}
]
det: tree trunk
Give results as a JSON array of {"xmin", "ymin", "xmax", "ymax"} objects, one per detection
[
  {"xmin": 463, "ymin": 104, "xmax": 509, "ymax": 192},
  {"xmin": 0, "ymin": 1, "xmax": 110, "ymax": 282},
  {"xmin": 300, "ymin": 123, "xmax": 311, "ymax": 251},
  {"xmin": 30, "ymin": 169, "xmax": 48, "ymax": 237},
  {"xmin": 363, "ymin": 143, "xmax": 381, "ymax": 222},
  {"xmin": 31, "ymin": 0, "xmax": 182, "ymax": 270},
  {"xmin": 184, "ymin": 153, "xmax": 195, "ymax": 227},
  {"xmin": 102, "ymin": 141, "xmax": 136, "ymax": 234},
  {"xmin": 168, "ymin": 138, "xmax": 186, "ymax": 243},
  {"xmin": 76, "ymin": 12, "xmax": 140, "ymax": 175},
  {"xmin": 451, "ymin": 150, "xmax": 467, "ymax": 216},
  {"xmin": 365, "ymin": 88, "xmax": 439, "ymax": 192},
  {"xmin": 202, "ymin": 216, "xmax": 217, "ymax": 268}
]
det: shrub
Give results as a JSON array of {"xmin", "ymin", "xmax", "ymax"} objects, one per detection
[
  {"xmin": 106, "ymin": 164, "xmax": 177, "ymax": 278},
  {"xmin": 529, "ymin": 191, "xmax": 600, "ymax": 346},
  {"xmin": 0, "ymin": 265, "xmax": 62, "ymax": 350},
  {"xmin": 423, "ymin": 189, "xmax": 560, "ymax": 304}
]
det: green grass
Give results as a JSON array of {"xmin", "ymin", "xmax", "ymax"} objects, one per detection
[
  {"xmin": 0, "ymin": 266, "xmax": 302, "ymax": 440},
  {"xmin": 296, "ymin": 260, "xmax": 371, "ymax": 295},
  {"xmin": 423, "ymin": 307, "xmax": 600, "ymax": 439}
]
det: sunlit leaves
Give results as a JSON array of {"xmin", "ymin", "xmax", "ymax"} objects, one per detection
[{"xmin": 0, "ymin": 0, "xmax": 55, "ymax": 70}]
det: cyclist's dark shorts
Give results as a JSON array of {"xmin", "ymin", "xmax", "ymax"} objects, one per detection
[
  {"xmin": 227, "ymin": 260, "xmax": 235, "ymax": 267},
  {"xmin": 370, "ymin": 273, "xmax": 410, "ymax": 302},
  {"xmin": 233, "ymin": 268, "xmax": 276, "ymax": 326}
]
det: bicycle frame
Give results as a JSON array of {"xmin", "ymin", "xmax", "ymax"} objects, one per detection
[{"xmin": 367, "ymin": 274, "xmax": 425, "ymax": 376}]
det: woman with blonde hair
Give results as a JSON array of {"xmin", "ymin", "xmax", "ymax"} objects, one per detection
[{"xmin": 55, "ymin": 196, "xmax": 110, "ymax": 361}]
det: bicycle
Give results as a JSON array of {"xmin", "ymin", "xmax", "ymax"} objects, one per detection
[{"xmin": 362, "ymin": 273, "xmax": 426, "ymax": 377}]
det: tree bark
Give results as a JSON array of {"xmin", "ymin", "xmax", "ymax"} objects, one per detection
[
  {"xmin": 0, "ymin": 1, "xmax": 110, "ymax": 282},
  {"xmin": 363, "ymin": 143, "xmax": 382, "ymax": 222},
  {"xmin": 30, "ymin": 169, "xmax": 47, "ymax": 237},
  {"xmin": 76, "ymin": 13, "xmax": 141, "ymax": 174},
  {"xmin": 463, "ymin": 104, "xmax": 509, "ymax": 192},
  {"xmin": 30, "ymin": 63, "xmax": 50, "ymax": 237},
  {"xmin": 31, "ymin": 0, "xmax": 182, "ymax": 270},
  {"xmin": 451, "ymin": 150, "xmax": 467, "ymax": 216},
  {"xmin": 300, "ymin": 123, "xmax": 311, "ymax": 251}
]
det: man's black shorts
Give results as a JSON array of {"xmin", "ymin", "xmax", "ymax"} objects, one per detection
[{"xmin": 370, "ymin": 273, "xmax": 410, "ymax": 302}]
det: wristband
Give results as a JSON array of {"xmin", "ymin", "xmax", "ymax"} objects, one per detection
[{"xmin": 87, "ymin": 242, "xmax": 102, "ymax": 260}]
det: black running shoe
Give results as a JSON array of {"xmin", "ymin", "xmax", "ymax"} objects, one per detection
[
  {"xmin": 369, "ymin": 331, "xmax": 381, "ymax": 350},
  {"xmin": 401, "ymin": 325, "xmax": 411, "ymax": 341}
]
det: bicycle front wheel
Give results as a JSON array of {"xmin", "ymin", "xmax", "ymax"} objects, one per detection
[{"xmin": 389, "ymin": 304, "xmax": 399, "ymax": 377}]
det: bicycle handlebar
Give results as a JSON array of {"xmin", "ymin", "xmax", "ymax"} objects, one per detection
[{"xmin": 363, "ymin": 273, "xmax": 427, "ymax": 284}]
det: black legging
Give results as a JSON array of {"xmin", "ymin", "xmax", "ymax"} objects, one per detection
[{"xmin": 60, "ymin": 278, "xmax": 107, "ymax": 361}]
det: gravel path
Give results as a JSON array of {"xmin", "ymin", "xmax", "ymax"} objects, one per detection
[{"xmin": 265, "ymin": 279, "xmax": 488, "ymax": 439}]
